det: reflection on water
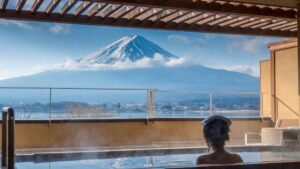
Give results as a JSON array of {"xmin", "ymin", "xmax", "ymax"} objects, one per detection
[{"xmin": 16, "ymin": 152, "xmax": 300, "ymax": 169}]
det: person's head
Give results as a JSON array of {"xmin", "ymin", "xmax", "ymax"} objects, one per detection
[{"xmin": 201, "ymin": 115, "xmax": 231, "ymax": 151}]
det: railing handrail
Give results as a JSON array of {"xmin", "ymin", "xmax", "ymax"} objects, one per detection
[
  {"xmin": 0, "ymin": 86, "xmax": 260, "ymax": 94},
  {"xmin": 0, "ymin": 86, "xmax": 158, "ymax": 91}
]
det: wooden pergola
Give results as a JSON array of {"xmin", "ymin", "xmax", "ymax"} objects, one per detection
[{"xmin": 0, "ymin": 0, "xmax": 298, "ymax": 37}]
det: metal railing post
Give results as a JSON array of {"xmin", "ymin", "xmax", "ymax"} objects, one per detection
[
  {"xmin": 49, "ymin": 88, "xmax": 52, "ymax": 126},
  {"xmin": 8, "ymin": 108, "xmax": 15, "ymax": 169},
  {"xmin": 2, "ymin": 110, "xmax": 7, "ymax": 167},
  {"xmin": 209, "ymin": 93, "xmax": 213, "ymax": 116},
  {"xmin": 148, "ymin": 90, "xmax": 154, "ymax": 118}
]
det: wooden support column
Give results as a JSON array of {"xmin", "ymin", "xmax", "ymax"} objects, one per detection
[
  {"xmin": 298, "ymin": 3, "xmax": 300, "ymax": 126},
  {"xmin": 270, "ymin": 50, "xmax": 276, "ymax": 124}
]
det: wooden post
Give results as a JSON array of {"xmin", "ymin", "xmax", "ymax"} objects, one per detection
[
  {"xmin": 2, "ymin": 110, "xmax": 7, "ymax": 167},
  {"xmin": 298, "ymin": 3, "xmax": 300, "ymax": 126},
  {"xmin": 8, "ymin": 108, "xmax": 15, "ymax": 169},
  {"xmin": 270, "ymin": 51, "xmax": 277, "ymax": 124}
]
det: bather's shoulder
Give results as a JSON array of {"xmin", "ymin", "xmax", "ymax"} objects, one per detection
[
  {"xmin": 230, "ymin": 153, "xmax": 243, "ymax": 163},
  {"xmin": 196, "ymin": 154, "xmax": 210, "ymax": 164}
]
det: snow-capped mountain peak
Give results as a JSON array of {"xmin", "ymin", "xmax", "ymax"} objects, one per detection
[{"xmin": 78, "ymin": 35, "xmax": 178, "ymax": 65}]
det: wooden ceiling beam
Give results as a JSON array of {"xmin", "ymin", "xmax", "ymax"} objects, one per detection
[
  {"xmin": 31, "ymin": 0, "xmax": 43, "ymax": 13},
  {"xmin": 0, "ymin": 10, "xmax": 294, "ymax": 37},
  {"xmin": 193, "ymin": 13, "xmax": 215, "ymax": 25},
  {"xmin": 46, "ymin": 0, "xmax": 61, "ymax": 14},
  {"xmin": 281, "ymin": 24, "xmax": 297, "ymax": 31},
  {"xmin": 143, "ymin": 8, "xmax": 164, "ymax": 21},
  {"xmin": 115, "ymin": 6, "xmax": 136, "ymax": 19},
  {"xmin": 61, "ymin": 0, "xmax": 77, "ymax": 15},
  {"xmin": 16, "ymin": 0, "xmax": 26, "ymax": 12},
  {"xmin": 167, "ymin": 11, "xmax": 191, "ymax": 23},
  {"xmin": 0, "ymin": 0, "xmax": 9, "ymax": 11},
  {"xmin": 88, "ymin": 3, "xmax": 108, "ymax": 17},
  {"xmin": 81, "ymin": 0, "xmax": 296, "ymax": 20},
  {"xmin": 261, "ymin": 20, "xmax": 288, "ymax": 30},
  {"xmin": 240, "ymin": 18, "xmax": 266, "ymax": 28},
  {"xmin": 177, "ymin": 12, "xmax": 202, "ymax": 24},
  {"xmin": 271, "ymin": 22, "xmax": 296, "ymax": 30},
  {"xmin": 155, "ymin": 10, "xmax": 179, "ymax": 21},
  {"xmin": 102, "ymin": 4, "xmax": 122, "ymax": 18},
  {"xmin": 220, "ymin": 16, "xmax": 249, "ymax": 27},
  {"xmin": 250, "ymin": 21, "xmax": 271, "ymax": 29},
  {"xmin": 130, "ymin": 7, "xmax": 151, "ymax": 20},
  {"xmin": 73, "ymin": 1, "xmax": 92, "ymax": 16},
  {"xmin": 207, "ymin": 14, "xmax": 232, "ymax": 25}
]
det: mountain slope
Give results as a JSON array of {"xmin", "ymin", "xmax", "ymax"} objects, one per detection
[
  {"xmin": 78, "ymin": 35, "xmax": 178, "ymax": 65},
  {"xmin": 0, "ymin": 65, "xmax": 259, "ymax": 92},
  {"xmin": 0, "ymin": 35, "xmax": 259, "ymax": 103}
]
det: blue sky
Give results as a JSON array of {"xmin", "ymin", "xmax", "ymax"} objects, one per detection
[{"xmin": 0, "ymin": 19, "xmax": 284, "ymax": 79}]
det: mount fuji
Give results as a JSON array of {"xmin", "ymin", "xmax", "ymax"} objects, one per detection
[
  {"xmin": 0, "ymin": 35, "xmax": 259, "ymax": 99},
  {"xmin": 78, "ymin": 35, "xmax": 178, "ymax": 65}
]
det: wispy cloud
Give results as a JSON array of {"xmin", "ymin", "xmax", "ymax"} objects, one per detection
[
  {"xmin": 0, "ymin": 19, "xmax": 71, "ymax": 34},
  {"xmin": 0, "ymin": 19, "xmax": 37, "ymax": 30},
  {"xmin": 54, "ymin": 54, "xmax": 189, "ymax": 71},
  {"xmin": 223, "ymin": 64, "xmax": 259, "ymax": 77},
  {"xmin": 49, "ymin": 24, "xmax": 70, "ymax": 34},
  {"xmin": 167, "ymin": 34, "xmax": 191, "ymax": 44},
  {"xmin": 226, "ymin": 35, "xmax": 283, "ymax": 55}
]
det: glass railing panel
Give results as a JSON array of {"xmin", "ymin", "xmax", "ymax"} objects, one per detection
[
  {"xmin": 0, "ymin": 88, "xmax": 49, "ymax": 120},
  {"xmin": 154, "ymin": 90, "xmax": 210, "ymax": 118},
  {"xmin": 212, "ymin": 92, "xmax": 260, "ymax": 118},
  {"xmin": 50, "ymin": 88, "xmax": 148, "ymax": 119}
]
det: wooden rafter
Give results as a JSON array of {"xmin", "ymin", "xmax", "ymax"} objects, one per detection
[
  {"xmin": 46, "ymin": 0, "xmax": 61, "ymax": 14},
  {"xmin": 101, "ymin": 4, "xmax": 122, "ymax": 18},
  {"xmin": 61, "ymin": 0, "xmax": 77, "ymax": 15},
  {"xmin": 80, "ymin": 0, "xmax": 296, "ymax": 19},
  {"xmin": 220, "ymin": 16, "xmax": 249, "ymax": 27},
  {"xmin": 208, "ymin": 15, "xmax": 232, "ymax": 25},
  {"xmin": 217, "ymin": 16, "xmax": 239, "ymax": 26},
  {"xmin": 177, "ymin": 12, "xmax": 202, "ymax": 24},
  {"xmin": 31, "ymin": 0, "xmax": 44, "ymax": 13},
  {"xmin": 240, "ymin": 18, "xmax": 266, "ymax": 28},
  {"xmin": 0, "ymin": 0, "xmax": 9, "ymax": 11},
  {"xmin": 168, "ymin": 11, "xmax": 191, "ymax": 23},
  {"xmin": 16, "ymin": 0, "xmax": 26, "ymax": 12},
  {"xmin": 115, "ymin": 6, "xmax": 136, "ymax": 19},
  {"xmin": 0, "ymin": 9, "xmax": 295, "ymax": 37},
  {"xmin": 73, "ymin": 1, "xmax": 92, "ymax": 16},
  {"xmin": 155, "ymin": 10, "xmax": 179, "ymax": 21},
  {"xmin": 0, "ymin": 0, "xmax": 297, "ymax": 37},
  {"xmin": 261, "ymin": 21, "xmax": 288, "ymax": 30},
  {"xmin": 143, "ymin": 8, "xmax": 164, "ymax": 21},
  {"xmin": 272, "ymin": 22, "xmax": 296, "ymax": 30},
  {"xmin": 88, "ymin": 3, "xmax": 108, "ymax": 17},
  {"xmin": 130, "ymin": 7, "xmax": 151, "ymax": 20},
  {"xmin": 251, "ymin": 21, "xmax": 271, "ymax": 29},
  {"xmin": 195, "ymin": 13, "xmax": 216, "ymax": 25},
  {"xmin": 281, "ymin": 24, "xmax": 297, "ymax": 31}
]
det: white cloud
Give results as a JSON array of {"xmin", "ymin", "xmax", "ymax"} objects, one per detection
[
  {"xmin": 223, "ymin": 64, "xmax": 259, "ymax": 77},
  {"xmin": 226, "ymin": 35, "xmax": 284, "ymax": 55},
  {"xmin": 0, "ymin": 19, "xmax": 71, "ymax": 34},
  {"xmin": 0, "ymin": 19, "xmax": 37, "ymax": 30},
  {"xmin": 49, "ymin": 24, "xmax": 70, "ymax": 34},
  {"xmin": 203, "ymin": 33, "xmax": 216, "ymax": 40},
  {"xmin": 54, "ymin": 54, "xmax": 189, "ymax": 71},
  {"xmin": 168, "ymin": 34, "xmax": 191, "ymax": 44}
]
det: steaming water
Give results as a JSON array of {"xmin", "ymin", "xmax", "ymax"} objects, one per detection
[{"xmin": 16, "ymin": 151, "xmax": 300, "ymax": 169}]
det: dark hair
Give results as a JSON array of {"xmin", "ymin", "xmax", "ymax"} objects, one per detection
[{"xmin": 203, "ymin": 119, "xmax": 230, "ymax": 151}]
